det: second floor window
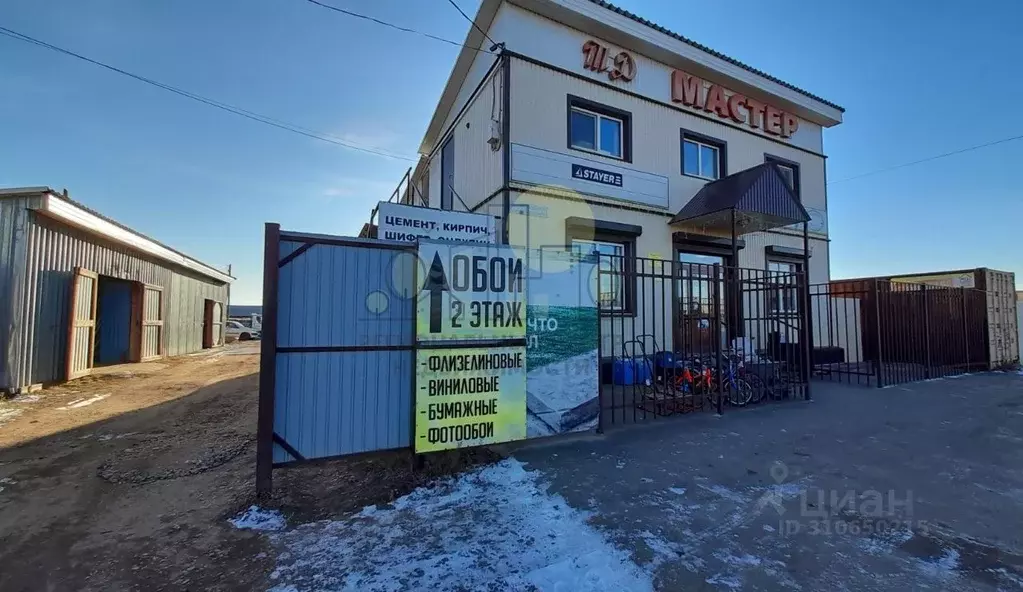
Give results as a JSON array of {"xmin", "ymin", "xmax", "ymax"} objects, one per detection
[
  {"xmin": 682, "ymin": 136, "xmax": 723, "ymax": 180},
  {"xmin": 570, "ymin": 108, "xmax": 623, "ymax": 158},
  {"xmin": 567, "ymin": 96, "xmax": 631, "ymax": 161},
  {"xmin": 765, "ymin": 154, "xmax": 801, "ymax": 201}
]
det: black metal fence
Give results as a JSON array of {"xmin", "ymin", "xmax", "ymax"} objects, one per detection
[
  {"xmin": 810, "ymin": 279, "xmax": 989, "ymax": 387},
  {"xmin": 597, "ymin": 256, "xmax": 810, "ymax": 428}
]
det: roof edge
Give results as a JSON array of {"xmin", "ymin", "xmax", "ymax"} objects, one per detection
[
  {"xmin": 584, "ymin": 0, "xmax": 843, "ymax": 113},
  {"xmin": 7, "ymin": 187, "xmax": 234, "ymax": 284}
]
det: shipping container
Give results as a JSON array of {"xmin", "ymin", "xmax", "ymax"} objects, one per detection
[{"xmin": 978, "ymin": 269, "xmax": 1020, "ymax": 369}]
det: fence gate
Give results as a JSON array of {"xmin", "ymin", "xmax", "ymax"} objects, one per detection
[
  {"xmin": 256, "ymin": 224, "xmax": 417, "ymax": 495},
  {"xmin": 598, "ymin": 256, "xmax": 810, "ymax": 428}
]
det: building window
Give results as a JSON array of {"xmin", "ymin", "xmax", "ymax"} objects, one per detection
[
  {"xmin": 767, "ymin": 260, "xmax": 799, "ymax": 315},
  {"xmin": 765, "ymin": 154, "xmax": 801, "ymax": 201},
  {"xmin": 567, "ymin": 96, "xmax": 631, "ymax": 161},
  {"xmin": 571, "ymin": 238, "xmax": 633, "ymax": 313},
  {"xmin": 681, "ymin": 130, "xmax": 726, "ymax": 180}
]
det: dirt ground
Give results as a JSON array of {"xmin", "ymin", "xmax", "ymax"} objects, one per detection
[{"xmin": 0, "ymin": 343, "xmax": 495, "ymax": 592}]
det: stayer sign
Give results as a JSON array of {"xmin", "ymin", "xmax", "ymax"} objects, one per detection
[{"xmin": 416, "ymin": 242, "xmax": 526, "ymax": 341}]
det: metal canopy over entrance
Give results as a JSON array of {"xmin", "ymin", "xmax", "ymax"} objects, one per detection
[{"xmin": 669, "ymin": 163, "xmax": 810, "ymax": 235}]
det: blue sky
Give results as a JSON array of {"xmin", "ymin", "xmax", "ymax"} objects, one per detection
[{"xmin": 2, "ymin": 0, "xmax": 1020, "ymax": 303}]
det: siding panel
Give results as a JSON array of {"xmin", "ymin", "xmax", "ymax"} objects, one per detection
[
  {"xmin": 272, "ymin": 239, "xmax": 414, "ymax": 461},
  {"xmin": 0, "ymin": 196, "xmax": 37, "ymax": 392},
  {"xmin": 11, "ymin": 211, "xmax": 228, "ymax": 389},
  {"xmin": 509, "ymin": 59, "xmax": 828, "ymax": 219}
]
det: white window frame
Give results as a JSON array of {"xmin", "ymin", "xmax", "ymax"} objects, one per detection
[
  {"xmin": 775, "ymin": 163, "xmax": 796, "ymax": 188},
  {"xmin": 682, "ymin": 138, "xmax": 722, "ymax": 180},
  {"xmin": 570, "ymin": 107, "xmax": 624, "ymax": 159},
  {"xmin": 571, "ymin": 238, "xmax": 629, "ymax": 312},
  {"xmin": 767, "ymin": 261, "xmax": 799, "ymax": 315}
]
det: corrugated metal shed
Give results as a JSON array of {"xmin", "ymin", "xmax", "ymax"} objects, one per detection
[
  {"xmin": 1, "ymin": 189, "xmax": 232, "ymax": 392},
  {"xmin": 0, "ymin": 194, "xmax": 40, "ymax": 389}
]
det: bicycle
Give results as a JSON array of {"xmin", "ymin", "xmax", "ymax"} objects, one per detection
[{"xmin": 707, "ymin": 350, "xmax": 754, "ymax": 407}]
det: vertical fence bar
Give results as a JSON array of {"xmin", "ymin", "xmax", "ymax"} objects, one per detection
[
  {"xmin": 961, "ymin": 287, "xmax": 969, "ymax": 374},
  {"xmin": 660, "ymin": 259, "xmax": 671, "ymax": 410},
  {"xmin": 923, "ymin": 285, "xmax": 931, "ymax": 379},
  {"xmin": 713, "ymin": 263, "xmax": 723, "ymax": 415},
  {"xmin": 256, "ymin": 222, "xmax": 281, "ymax": 497},
  {"xmin": 872, "ymin": 279, "xmax": 883, "ymax": 387},
  {"xmin": 596, "ymin": 262, "xmax": 604, "ymax": 433},
  {"xmin": 639, "ymin": 256, "xmax": 648, "ymax": 421}
]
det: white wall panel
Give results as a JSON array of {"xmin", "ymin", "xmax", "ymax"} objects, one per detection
[
  {"xmin": 509, "ymin": 59, "xmax": 829, "ymax": 224},
  {"xmin": 453, "ymin": 72, "xmax": 505, "ymax": 212},
  {"xmin": 498, "ymin": 4, "xmax": 826, "ymax": 152},
  {"xmin": 511, "ymin": 144, "xmax": 668, "ymax": 209}
]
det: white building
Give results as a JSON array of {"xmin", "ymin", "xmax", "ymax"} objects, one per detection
[{"xmin": 382, "ymin": 0, "xmax": 843, "ymax": 356}]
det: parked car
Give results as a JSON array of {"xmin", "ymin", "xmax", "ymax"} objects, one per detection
[
  {"xmin": 226, "ymin": 320, "xmax": 259, "ymax": 342},
  {"xmin": 228, "ymin": 313, "xmax": 262, "ymax": 332}
]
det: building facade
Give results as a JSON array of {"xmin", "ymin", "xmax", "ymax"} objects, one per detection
[
  {"xmin": 0, "ymin": 187, "xmax": 233, "ymax": 393},
  {"xmin": 382, "ymin": 0, "xmax": 843, "ymax": 356}
]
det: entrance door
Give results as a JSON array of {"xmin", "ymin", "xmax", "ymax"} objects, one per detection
[
  {"xmin": 140, "ymin": 284, "xmax": 164, "ymax": 361},
  {"xmin": 203, "ymin": 300, "xmax": 223, "ymax": 349},
  {"xmin": 440, "ymin": 136, "xmax": 454, "ymax": 210},
  {"xmin": 766, "ymin": 260, "xmax": 802, "ymax": 355},
  {"xmin": 66, "ymin": 267, "xmax": 99, "ymax": 380},
  {"xmin": 676, "ymin": 252, "xmax": 726, "ymax": 355}
]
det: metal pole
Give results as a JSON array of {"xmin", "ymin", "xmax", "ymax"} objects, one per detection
[
  {"xmin": 730, "ymin": 209, "xmax": 738, "ymax": 345},
  {"xmin": 802, "ymin": 221, "xmax": 812, "ymax": 400},
  {"xmin": 256, "ymin": 222, "xmax": 281, "ymax": 498},
  {"xmin": 961, "ymin": 286, "xmax": 969, "ymax": 371},
  {"xmin": 713, "ymin": 262, "xmax": 723, "ymax": 415},
  {"xmin": 922, "ymin": 285, "xmax": 931, "ymax": 378},
  {"xmin": 872, "ymin": 279, "xmax": 883, "ymax": 387}
]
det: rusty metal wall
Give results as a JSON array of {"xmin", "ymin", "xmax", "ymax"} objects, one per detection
[{"xmin": 7, "ymin": 209, "xmax": 229, "ymax": 390}]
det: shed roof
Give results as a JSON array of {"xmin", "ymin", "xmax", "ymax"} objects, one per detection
[{"xmin": 0, "ymin": 187, "xmax": 234, "ymax": 284}]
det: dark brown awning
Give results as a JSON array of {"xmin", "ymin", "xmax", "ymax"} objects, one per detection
[{"xmin": 669, "ymin": 163, "xmax": 810, "ymax": 235}]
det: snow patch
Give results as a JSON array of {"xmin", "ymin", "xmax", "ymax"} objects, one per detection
[
  {"xmin": 706, "ymin": 572, "xmax": 742, "ymax": 589},
  {"xmin": 230, "ymin": 506, "xmax": 286, "ymax": 531},
  {"xmin": 668, "ymin": 487, "xmax": 687, "ymax": 496},
  {"xmin": 12, "ymin": 395, "xmax": 41, "ymax": 403},
  {"xmin": 57, "ymin": 394, "xmax": 109, "ymax": 410},
  {"xmin": 916, "ymin": 548, "xmax": 960, "ymax": 579},
  {"xmin": 0, "ymin": 407, "xmax": 23, "ymax": 425},
  {"xmin": 698, "ymin": 483, "xmax": 748, "ymax": 504},
  {"xmin": 716, "ymin": 551, "xmax": 763, "ymax": 567},
  {"xmin": 857, "ymin": 526, "xmax": 914, "ymax": 555},
  {"xmin": 265, "ymin": 459, "xmax": 653, "ymax": 591}
]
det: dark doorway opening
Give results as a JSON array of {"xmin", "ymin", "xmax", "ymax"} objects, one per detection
[{"xmin": 95, "ymin": 276, "xmax": 133, "ymax": 366}]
